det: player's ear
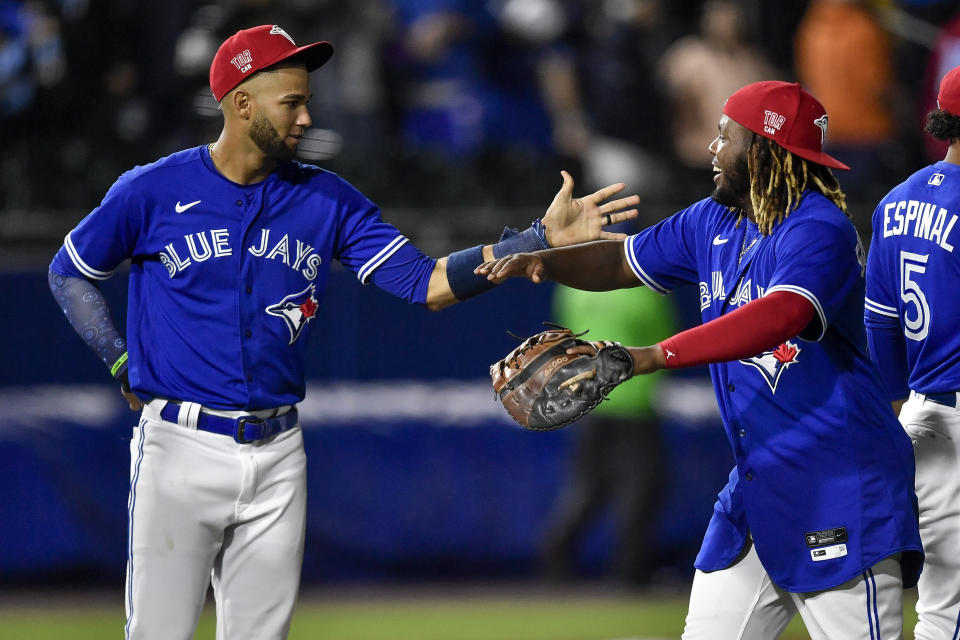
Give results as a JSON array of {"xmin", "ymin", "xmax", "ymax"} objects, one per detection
[{"xmin": 231, "ymin": 89, "xmax": 252, "ymax": 120}]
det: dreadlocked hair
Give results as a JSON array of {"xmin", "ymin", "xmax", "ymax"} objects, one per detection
[{"xmin": 745, "ymin": 135, "xmax": 849, "ymax": 235}]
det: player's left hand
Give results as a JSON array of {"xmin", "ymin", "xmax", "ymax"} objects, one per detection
[
  {"xmin": 118, "ymin": 371, "xmax": 143, "ymax": 411},
  {"xmin": 541, "ymin": 171, "xmax": 639, "ymax": 247},
  {"xmin": 121, "ymin": 386, "xmax": 143, "ymax": 411},
  {"xmin": 563, "ymin": 343, "xmax": 665, "ymax": 376}
]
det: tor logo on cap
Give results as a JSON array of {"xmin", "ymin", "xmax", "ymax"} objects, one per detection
[
  {"xmin": 763, "ymin": 110, "xmax": 786, "ymax": 135},
  {"xmin": 230, "ymin": 50, "xmax": 253, "ymax": 74}
]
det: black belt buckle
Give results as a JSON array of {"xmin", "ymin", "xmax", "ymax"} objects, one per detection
[{"xmin": 234, "ymin": 416, "xmax": 264, "ymax": 444}]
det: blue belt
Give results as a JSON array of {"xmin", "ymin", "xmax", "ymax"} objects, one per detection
[
  {"xmin": 924, "ymin": 392, "xmax": 959, "ymax": 408},
  {"xmin": 159, "ymin": 403, "xmax": 299, "ymax": 444}
]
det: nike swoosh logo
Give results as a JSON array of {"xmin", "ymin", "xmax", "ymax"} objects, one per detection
[
  {"xmin": 713, "ymin": 235, "xmax": 728, "ymax": 245},
  {"xmin": 175, "ymin": 200, "xmax": 201, "ymax": 213}
]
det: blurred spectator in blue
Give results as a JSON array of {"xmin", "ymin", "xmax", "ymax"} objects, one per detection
[
  {"xmin": 0, "ymin": 0, "xmax": 63, "ymax": 118},
  {"xmin": 389, "ymin": 0, "xmax": 587, "ymax": 162},
  {"xmin": 658, "ymin": 0, "xmax": 777, "ymax": 197},
  {"xmin": 1, "ymin": 0, "xmax": 65, "ymax": 209},
  {"xmin": 794, "ymin": 0, "xmax": 897, "ymax": 202},
  {"xmin": 574, "ymin": 0, "xmax": 673, "ymax": 199}
]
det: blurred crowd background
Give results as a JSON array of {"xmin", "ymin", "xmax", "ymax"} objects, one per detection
[
  {"xmin": 2, "ymin": 0, "xmax": 960, "ymax": 256},
  {"xmin": 3, "ymin": 0, "xmax": 960, "ymax": 594}
]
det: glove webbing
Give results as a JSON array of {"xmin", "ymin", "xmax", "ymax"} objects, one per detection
[{"xmin": 496, "ymin": 338, "xmax": 582, "ymax": 400}]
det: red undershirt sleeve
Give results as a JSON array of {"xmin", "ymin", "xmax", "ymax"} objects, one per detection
[{"xmin": 658, "ymin": 290, "xmax": 815, "ymax": 369}]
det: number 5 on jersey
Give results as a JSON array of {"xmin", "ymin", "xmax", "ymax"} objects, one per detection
[{"xmin": 900, "ymin": 250, "xmax": 930, "ymax": 341}]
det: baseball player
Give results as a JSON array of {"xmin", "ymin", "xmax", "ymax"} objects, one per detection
[
  {"xmin": 865, "ymin": 65, "xmax": 960, "ymax": 640},
  {"xmin": 47, "ymin": 25, "xmax": 639, "ymax": 640},
  {"xmin": 479, "ymin": 81, "xmax": 923, "ymax": 639}
]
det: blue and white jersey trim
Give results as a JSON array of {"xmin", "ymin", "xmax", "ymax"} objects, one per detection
[
  {"xmin": 623, "ymin": 237, "xmax": 669, "ymax": 294},
  {"xmin": 766, "ymin": 284, "xmax": 828, "ymax": 341},
  {"xmin": 64, "ymin": 233, "xmax": 115, "ymax": 280},
  {"xmin": 358, "ymin": 235, "xmax": 408, "ymax": 284},
  {"xmin": 864, "ymin": 297, "xmax": 899, "ymax": 318}
]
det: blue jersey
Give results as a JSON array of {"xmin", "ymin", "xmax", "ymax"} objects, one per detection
[
  {"xmin": 626, "ymin": 192, "xmax": 922, "ymax": 592},
  {"xmin": 865, "ymin": 161, "xmax": 960, "ymax": 398},
  {"xmin": 50, "ymin": 145, "xmax": 436, "ymax": 410}
]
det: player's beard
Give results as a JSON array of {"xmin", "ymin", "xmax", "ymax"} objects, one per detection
[
  {"xmin": 249, "ymin": 112, "xmax": 297, "ymax": 161},
  {"xmin": 710, "ymin": 154, "xmax": 750, "ymax": 209}
]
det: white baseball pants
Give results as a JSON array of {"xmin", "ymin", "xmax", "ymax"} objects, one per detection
[
  {"xmin": 124, "ymin": 401, "xmax": 307, "ymax": 640},
  {"xmin": 900, "ymin": 391, "xmax": 960, "ymax": 640},
  {"xmin": 683, "ymin": 540, "xmax": 904, "ymax": 640}
]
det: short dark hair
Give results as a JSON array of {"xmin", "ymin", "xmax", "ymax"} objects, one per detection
[{"xmin": 925, "ymin": 109, "xmax": 960, "ymax": 141}]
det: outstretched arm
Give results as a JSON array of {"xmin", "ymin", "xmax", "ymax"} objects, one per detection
[
  {"xmin": 565, "ymin": 290, "xmax": 815, "ymax": 376},
  {"xmin": 476, "ymin": 240, "xmax": 637, "ymax": 291},
  {"xmin": 424, "ymin": 173, "xmax": 639, "ymax": 310}
]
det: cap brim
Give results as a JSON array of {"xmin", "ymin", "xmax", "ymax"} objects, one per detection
[
  {"xmin": 284, "ymin": 41, "xmax": 334, "ymax": 72},
  {"xmin": 780, "ymin": 143, "xmax": 850, "ymax": 171},
  {"xmin": 293, "ymin": 41, "xmax": 333, "ymax": 71}
]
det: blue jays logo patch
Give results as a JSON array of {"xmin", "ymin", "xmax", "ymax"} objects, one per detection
[
  {"xmin": 266, "ymin": 284, "xmax": 319, "ymax": 344},
  {"xmin": 739, "ymin": 341, "xmax": 801, "ymax": 393}
]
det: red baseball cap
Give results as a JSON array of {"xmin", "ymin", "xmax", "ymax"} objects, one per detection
[
  {"xmin": 937, "ymin": 65, "xmax": 960, "ymax": 115},
  {"xmin": 722, "ymin": 81, "xmax": 850, "ymax": 171},
  {"xmin": 209, "ymin": 25, "xmax": 333, "ymax": 102}
]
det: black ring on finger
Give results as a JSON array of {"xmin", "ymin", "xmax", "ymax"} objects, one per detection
[{"xmin": 602, "ymin": 214, "xmax": 611, "ymax": 226}]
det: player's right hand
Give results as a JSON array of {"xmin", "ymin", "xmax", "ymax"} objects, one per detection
[{"xmin": 475, "ymin": 253, "xmax": 546, "ymax": 284}]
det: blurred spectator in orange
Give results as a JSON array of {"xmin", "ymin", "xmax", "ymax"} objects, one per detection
[
  {"xmin": 794, "ymin": 0, "xmax": 896, "ymax": 200},
  {"xmin": 658, "ymin": 0, "xmax": 777, "ymax": 195}
]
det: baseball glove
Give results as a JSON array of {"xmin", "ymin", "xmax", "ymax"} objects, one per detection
[{"xmin": 490, "ymin": 324, "xmax": 634, "ymax": 431}]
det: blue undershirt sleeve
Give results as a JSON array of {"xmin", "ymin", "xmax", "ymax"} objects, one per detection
[{"xmin": 48, "ymin": 270, "xmax": 129, "ymax": 380}]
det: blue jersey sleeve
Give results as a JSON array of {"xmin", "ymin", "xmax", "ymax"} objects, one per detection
[
  {"xmin": 863, "ymin": 199, "xmax": 912, "ymax": 400},
  {"xmin": 368, "ymin": 242, "xmax": 436, "ymax": 305},
  {"xmin": 624, "ymin": 201, "xmax": 704, "ymax": 292},
  {"xmin": 764, "ymin": 216, "xmax": 860, "ymax": 341},
  {"xmin": 332, "ymin": 188, "xmax": 435, "ymax": 304},
  {"xmin": 50, "ymin": 170, "xmax": 143, "ymax": 279},
  {"xmin": 864, "ymin": 200, "xmax": 901, "ymax": 328},
  {"xmin": 866, "ymin": 323, "xmax": 911, "ymax": 401}
]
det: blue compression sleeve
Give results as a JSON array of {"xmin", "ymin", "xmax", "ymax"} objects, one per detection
[
  {"xmin": 866, "ymin": 323, "xmax": 911, "ymax": 401},
  {"xmin": 446, "ymin": 245, "xmax": 495, "ymax": 301},
  {"xmin": 492, "ymin": 221, "xmax": 549, "ymax": 258},
  {"xmin": 48, "ymin": 270, "xmax": 128, "ymax": 379},
  {"xmin": 446, "ymin": 221, "xmax": 551, "ymax": 301}
]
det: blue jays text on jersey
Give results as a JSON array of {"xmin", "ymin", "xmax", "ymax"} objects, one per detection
[
  {"xmin": 624, "ymin": 192, "xmax": 922, "ymax": 593},
  {"xmin": 50, "ymin": 145, "xmax": 436, "ymax": 410},
  {"xmin": 865, "ymin": 161, "xmax": 960, "ymax": 397}
]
